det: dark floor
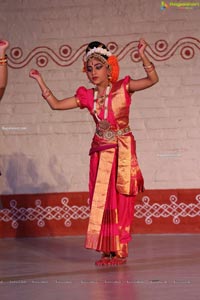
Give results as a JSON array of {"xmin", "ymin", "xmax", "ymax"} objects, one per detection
[{"xmin": 0, "ymin": 234, "xmax": 199, "ymax": 300}]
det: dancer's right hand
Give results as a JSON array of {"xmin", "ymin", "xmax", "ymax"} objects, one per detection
[{"xmin": 29, "ymin": 69, "xmax": 41, "ymax": 80}]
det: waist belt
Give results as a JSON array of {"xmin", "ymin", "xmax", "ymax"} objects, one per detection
[{"xmin": 96, "ymin": 126, "xmax": 131, "ymax": 140}]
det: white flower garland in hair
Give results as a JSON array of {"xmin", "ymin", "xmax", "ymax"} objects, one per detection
[{"xmin": 86, "ymin": 47, "xmax": 112, "ymax": 59}]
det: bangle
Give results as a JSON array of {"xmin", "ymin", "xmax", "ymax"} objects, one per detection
[
  {"xmin": 145, "ymin": 69, "xmax": 155, "ymax": 74},
  {"xmin": 0, "ymin": 54, "xmax": 7, "ymax": 65},
  {"xmin": 143, "ymin": 62, "xmax": 154, "ymax": 69},
  {"xmin": 143, "ymin": 62, "xmax": 155, "ymax": 73},
  {"xmin": 42, "ymin": 88, "xmax": 52, "ymax": 100}
]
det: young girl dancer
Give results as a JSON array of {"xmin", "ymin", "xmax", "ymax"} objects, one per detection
[{"xmin": 29, "ymin": 38, "xmax": 158, "ymax": 266}]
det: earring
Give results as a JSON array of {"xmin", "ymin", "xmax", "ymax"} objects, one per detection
[{"xmin": 107, "ymin": 74, "xmax": 112, "ymax": 81}]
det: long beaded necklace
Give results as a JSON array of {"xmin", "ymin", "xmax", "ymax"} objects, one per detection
[{"xmin": 93, "ymin": 85, "xmax": 111, "ymax": 130}]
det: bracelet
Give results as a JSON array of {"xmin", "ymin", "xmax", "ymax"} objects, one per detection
[
  {"xmin": 0, "ymin": 54, "xmax": 7, "ymax": 65},
  {"xmin": 143, "ymin": 62, "xmax": 155, "ymax": 73},
  {"xmin": 42, "ymin": 88, "xmax": 52, "ymax": 100},
  {"xmin": 145, "ymin": 69, "xmax": 155, "ymax": 74},
  {"xmin": 143, "ymin": 62, "xmax": 154, "ymax": 69}
]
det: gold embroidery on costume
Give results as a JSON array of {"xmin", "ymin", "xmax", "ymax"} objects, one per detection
[
  {"xmin": 85, "ymin": 78, "xmax": 144, "ymax": 253},
  {"xmin": 85, "ymin": 148, "xmax": 115, "ymax": 249},
  {"xmin": 116, "ymin": 135, "xmax": 132, "ymax": 195}
]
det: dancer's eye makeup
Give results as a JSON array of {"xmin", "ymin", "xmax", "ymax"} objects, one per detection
[{"xmin": 87, "ymin": 63, "xmax": 103, "ymax": 72}]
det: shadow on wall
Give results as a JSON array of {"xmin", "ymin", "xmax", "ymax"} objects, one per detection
[{"xmin": 0, "ymin": 152, "xmax": 68, "ymax": 194}]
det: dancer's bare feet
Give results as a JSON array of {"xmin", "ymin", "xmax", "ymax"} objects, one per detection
[
  {"xmin": 109, "ymin": 256, "xmax": 127, "ymax": 266},
  {"xmin": 95, "ymin": 253, "xmax": 111, "ymax": 266},
  {"xmin": 95, "ymin": 252, "xmax": 127, "ymax": 266}
]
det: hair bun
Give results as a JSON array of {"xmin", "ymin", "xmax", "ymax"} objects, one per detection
[{"xmin": 107, "ymin": 55, "xmax": 119, "ymax": 83}]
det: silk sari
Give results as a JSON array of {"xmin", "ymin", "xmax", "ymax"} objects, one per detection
[{"xmin": 76, "ymin": 76, "xmax": 144, "ymax": 257}]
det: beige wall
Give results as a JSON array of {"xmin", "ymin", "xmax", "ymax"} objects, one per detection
[{"xmin": 0, "ymin": 0, "xmax": 200, "ymax": 194}]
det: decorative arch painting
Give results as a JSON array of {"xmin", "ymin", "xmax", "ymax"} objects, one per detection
[{"xmin": 7, "ymin": 37, "xmax": 200, "ymax": 69}]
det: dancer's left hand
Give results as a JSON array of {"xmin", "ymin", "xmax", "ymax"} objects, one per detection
[{"xmin": 138, "ymin": 38, "xmax": 148, "ymax": 55}]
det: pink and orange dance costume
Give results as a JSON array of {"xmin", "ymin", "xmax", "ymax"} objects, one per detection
[
  {"xmin": 29, "ymin": 39, "xmax": 158, "ymax": 266},
  {"xmin": 76, "ymin": 76, "xmax": 144, "ymax": 266}
]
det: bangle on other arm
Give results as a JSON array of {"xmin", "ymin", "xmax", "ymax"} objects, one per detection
[
  {"xmin": 0, "ymin": 55, "xmax": 7, "ymax": 65},
  {"xmin": 42, "ymin": 88, "xmax": 53, "ymax": 100},
  {"xmin": 143, "ymin": 62, "xmax": 155, "ymax": 73}
]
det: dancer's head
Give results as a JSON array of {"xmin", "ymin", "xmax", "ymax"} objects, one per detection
[{"xmin": 84, "ymin": 41, "xmax": 119, "ymax": 84}]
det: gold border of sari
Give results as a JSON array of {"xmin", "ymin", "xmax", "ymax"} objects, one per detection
[{"xmin": 85, "ymin": 147, "xmax": 116, "ymax": 249}]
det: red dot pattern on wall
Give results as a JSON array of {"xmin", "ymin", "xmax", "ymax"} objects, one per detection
[{"xmin": 7, "ymin": 37, "xmax": 200, "ymax": 69}]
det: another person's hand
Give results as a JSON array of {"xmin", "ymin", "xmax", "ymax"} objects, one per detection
[{"xmin": 0, "ymin": 40, "xmax": 9, "ymax": 51}]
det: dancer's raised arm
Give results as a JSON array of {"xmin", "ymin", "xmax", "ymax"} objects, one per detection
[
  {"xmin": 128, "ymin": 38, "xmax": 159, "ymax": 93},
  {"xmin": 0, "ymin": 40, "xmax": 9, "ymax": 101},
  {"xmin": 29, "ymin": 69, "xmax": 78, "ymax": 110}
]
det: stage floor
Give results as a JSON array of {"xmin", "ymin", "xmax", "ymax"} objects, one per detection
[{"xmin": 0, "ymin": 234, "xmax": 199, "ymax": 300}]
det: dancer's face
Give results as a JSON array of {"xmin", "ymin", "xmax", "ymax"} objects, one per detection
[{"xmin": 86, "ymin": 58, "xmax": 109, "ymax": 86}]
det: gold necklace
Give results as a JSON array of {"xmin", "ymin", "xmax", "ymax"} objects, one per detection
[{"xmin": 93, "ymin": 85, "xmax": 111, "ymax": 130}]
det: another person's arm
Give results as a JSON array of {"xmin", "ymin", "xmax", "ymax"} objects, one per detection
[{"xmin": 0, "ymin": 40, "xmax": 9, "ymax": 101}]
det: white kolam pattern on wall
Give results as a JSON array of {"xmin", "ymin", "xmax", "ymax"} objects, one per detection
[{"xmin": 1, "ymin": 193, "xmax": 200, "ymax": 230}]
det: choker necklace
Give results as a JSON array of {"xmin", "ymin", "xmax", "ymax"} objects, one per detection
[{"xmin": 93, "ymin": 85, "xmax": 111, "ymax": 130}]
